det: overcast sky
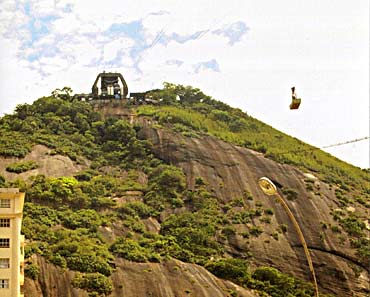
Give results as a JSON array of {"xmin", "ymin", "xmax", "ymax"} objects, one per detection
[{"xmin": 0, "ymin": 0, "xmax": 369, "ymax": 168}]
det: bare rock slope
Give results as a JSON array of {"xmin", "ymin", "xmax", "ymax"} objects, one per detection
[
  {"xmin": 0, "ymin": 144, "xmax": 88, "ymax": 181},
  {"xmin": 25, "ymin": 256, "xmax": 257, "ymax": 297},
  {"xmin": 138, "ymin": 121, "xmax": 369, "ymax": 297}
]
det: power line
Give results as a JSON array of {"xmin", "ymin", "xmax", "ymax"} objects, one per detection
[{"xmin": 280, "ymin": 136, "xmax": 369, "ymax": 155}]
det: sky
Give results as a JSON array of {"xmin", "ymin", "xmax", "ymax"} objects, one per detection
[{"xmin": 0, "ymin": 0, "xmax": 369, "ymax": 168}]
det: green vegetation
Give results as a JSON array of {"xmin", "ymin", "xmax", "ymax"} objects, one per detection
[
  {"xmin": 0, "ymin": 130, "xmax": 33, "ymax": 157},
  {"xmin": 6, "ymin": 160, "xmax": 38, "ymax": 173},
  {"xmin": 205, "ymin": 259, "xmax": 331, "ymax": 297},
  {"xmin": 338, "ymin": 214, "xmax": 369, "ymax": 266},
  {"xmin": 138, "ymin": 83, "xmax": 370, "ymax": 193},
  {"xmin": 72, "ymin": 272, "xmax": 113, "ymax": 297},
  {"xmin": 0, "ymin": 175, "xmax": 5, "ymax": 187},
  {"xmin": 0, "ymin": 85, "xmax": 367, "ymax": 296},
  {"xmin": 24, "ymin": 263, "xmax": 40, "ymax": 280},
  {"xmin": 281, "ymin": 188, "xmax": 299, "ymax": 201}
]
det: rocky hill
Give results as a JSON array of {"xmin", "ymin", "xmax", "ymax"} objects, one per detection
[
  {"xmin": 137, "ymin": 120, "xmax": 369, "ymax": 296},
  {"xmin": 0, "ymin": 84, "xmax": 369, "ymax": 296}
]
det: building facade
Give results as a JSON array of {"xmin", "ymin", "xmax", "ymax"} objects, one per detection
[{"xmin": 0, "ymin": 188, "xmax": 25, "ymax": 297}]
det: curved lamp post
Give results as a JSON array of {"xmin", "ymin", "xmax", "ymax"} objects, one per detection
[{"xmin": 258, "ymin": 177, "xmax": 319, "ymax": 297}]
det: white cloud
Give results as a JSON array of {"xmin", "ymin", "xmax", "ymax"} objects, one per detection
[
  {"xmin": 28, "ymin": 0, "xmax": 57, "ymax": 18},
  {"xmin": 70, "ymin": 38, "xmax": 102, "ymax": 66},
  {"xmin": 102, "ymin": 38, "xmax": 134, "ymax": 63},
  {"xmin": 52, "ymin": 13, "xmax": 81, "ymax": 34}
]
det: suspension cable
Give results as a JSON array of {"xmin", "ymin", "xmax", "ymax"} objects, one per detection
[{"xmin": 280, "ymin": 136, "xmax": 369, "ymax": 155}]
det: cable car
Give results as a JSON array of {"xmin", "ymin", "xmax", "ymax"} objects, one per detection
[{"xmin": 290, "ymin": 87, "xmax": 301, "ymax": 110}]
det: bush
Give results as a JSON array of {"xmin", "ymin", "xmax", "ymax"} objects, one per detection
[
  {"xmin": 6, "ymin": 160, "xmax": 38, "ymax": 173},
  {"xmin": 118, "ymin": 202, "xmax": 155, "ymax": 219},
  {"xmin": 62, "ymin": 209, "xmax": 102, "ymax": 231},
  {"xmin": 50, "ymin": 230, "xmax": 114, "ymax": 276},
  {"xmin": 281, "ymin": 188, "xmax": 298, "ymax": 201},
  {"xmin": 351, "ymin": 237, "xmax": 370, "ymax": 267},
  {"xmin": 160, "ymin": 212, "xmax": 223, "ymax": 263},
  {"xmin": 49, "ymin": 253, "xmax": 67, "ymax": 269},
  {"xmin": 110, "ymin": 237, "xmax": 156, "ymax": 262},
  {"xmin": 222, "ymin": 225, "xmax": 236, "ymax": 238},
  {"xmin": 0, "ymin": 175, "xmax": 5, "ymax": 187},
  {"xmin": 264, "ymin": 208, "xmax": 274, "ymax": 215},
  {"xmin": 205, "ymin": 258, "xmax": 250, "ymax": 282},
  {"xmin": 249, "ymin": 226, "xmax": 263, "ymax": 237},
  {"xmin": 279, "ymin": 224, "xmax": 288, "ymax": 233},
  {"xmin": 145, "ymin": 164, "xmax": 186, "ymax": 209},
  {"xmin": 340, "ymin": 216, "xmax": 365, "ymax": 237},
  {"xmin": 72, "ymin": 272, "xmax": 113, "ymax": 296},
  {"xmin": 25, "ymin": 263, "xmax": 40, "ymax": 280},
  {"xmin": 0, "ymin": 131, "xmax": 33, "ymax": 157},
  {"xmin": 251, "ymin": 266, "xmax": 314, "ymax": 297}
]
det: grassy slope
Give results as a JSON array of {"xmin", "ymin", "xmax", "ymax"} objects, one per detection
[{"xmin": 136, "ymin": 103, "xmax": 369, "ymax": 192}]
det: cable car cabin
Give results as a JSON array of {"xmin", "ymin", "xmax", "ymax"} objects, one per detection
[
  {"xmin": 91, "ymin": 72, "xmax": 129, "ymax": 100},
  {"xmin": 290, "ymin": 98, "xmax": 301, "ymax": 110},
  {"xmin": 290, "ymin": 86, "xmax": 301, "ymax": 110}
]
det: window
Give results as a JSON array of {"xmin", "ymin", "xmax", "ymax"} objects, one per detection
[
  {"xmin": 0, "ymin": 279, "xmax": 9, "ymax": 288},
  {"xmin": 0, "ymin": 239, "xmax": 9, "ymax": 248},
  {"xmin": 0, "ymin": 199, "xmax": 10, "ymax": 208},
  {"xmin": 0, "ymin": 219, "xmax": 10, "ymax": 227},
  {"xmin": 0, "ymin": 259, "xmax": 9, "ymax": 269}
]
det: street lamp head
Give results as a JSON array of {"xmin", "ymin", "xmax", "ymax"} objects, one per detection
[{"xmin": 258, "ymin": 177, "xmax": 277, "ymax": 196}]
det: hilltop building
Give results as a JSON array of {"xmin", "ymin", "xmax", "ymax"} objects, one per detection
[
  {"xmin": 74, "ymin": 72, "xmax": 128, "ymax": 100},
  {"xmin": 0, "ymin": 188, "xmax": 25, "ymax": 297},
  {"xmin": 73, "ymin": 72, "xmax": 158, "ymax": 104}
]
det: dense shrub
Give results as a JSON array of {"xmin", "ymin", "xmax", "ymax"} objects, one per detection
[
  {"xmin": 72, "ymin": 272, "xmax": 113, "ymax": 297},
  {"xmin": 281, "ymin": 188, "xmax": 298, "ymax": 201},
  {"xmin": 145, "ymin": 164, "xmax": 186, "ymax": 209},
  {"xmin": 251, "ymin": 266, "xmax": 314, "ymax": 297},
  {"xmin": 160, "ymin": 212, "xmax": 223, "ymax": 263},
  {"xmin": 24, "ymin": 263, "xmax": 40, "ymax": 280},
  {"xmin": 61, "ymin": 209, "xmax": 102, "ymax": 231},
  {"xmin": 118, "ymin": 202, "xmax": 155, "ymax": 219},
  {"xmin": 340, "ymin": 216, "xmax": 365, "ymax": 237},
  {"xmin": 6, "ymin": 160, "xmax": 38, "ymax": 173},
  {"xmin": 0, "ymin": 131, "xmax": 33, "ymax": 157},
  {"xmin": 110, "ymin": 237, "xmax": 159, "ymax": 262},
  {"xmin": 50, "ymin": 230, "xmax": 114, "ymax": 276},
  {"xmin": 0, "ymin": 175, "xmax": 6, "ymax": 187},
  {"xmin": 205, "ymin": 258, "xmax": 250, "ymax": 282}
]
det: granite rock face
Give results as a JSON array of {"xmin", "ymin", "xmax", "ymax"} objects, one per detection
[
  {"xmin": 25, "ymin": 256, "xmax": 257, "ymax": 297},
  {"xmin": 138, "ymin": 122, "xmax": 369, "ymax": 297}
]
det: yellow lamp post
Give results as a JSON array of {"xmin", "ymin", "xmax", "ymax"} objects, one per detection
[{"xmin": 258, "ymin": 177, "xmax": 319, "ymax": 297}]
